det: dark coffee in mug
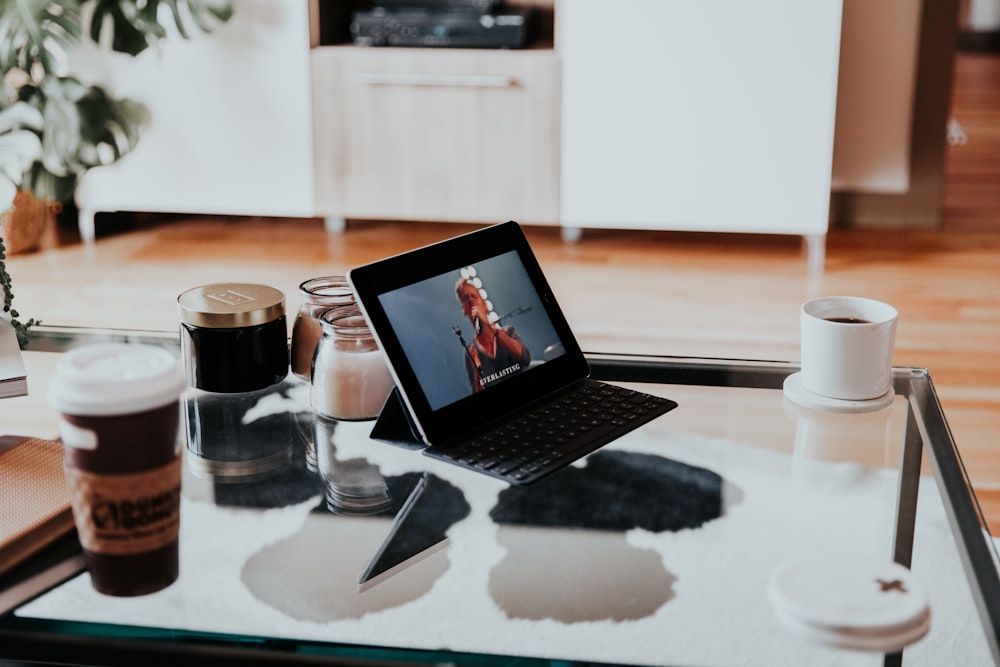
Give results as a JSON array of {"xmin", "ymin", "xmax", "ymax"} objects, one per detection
[
  {"xmin": 49, "ymin": 343, "xmax": 186, "ymax": 596},
  {"xmin": 824, "ymin": 317, "xmax": 872, "ymax": 324}
]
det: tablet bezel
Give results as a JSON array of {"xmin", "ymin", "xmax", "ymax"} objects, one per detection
[{"xmin": 347, "ymin": 221, "xmax": 591, "ymax": 446}]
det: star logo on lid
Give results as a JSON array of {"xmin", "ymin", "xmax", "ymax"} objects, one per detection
[{"xmin": 877, "ymin": 578, "xmax": 908, "ymax": 593}]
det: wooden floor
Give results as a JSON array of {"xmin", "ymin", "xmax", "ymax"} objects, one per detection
[{"xmin": 5, "ymin": 52, "xmax": 1000, "ymax": 530}]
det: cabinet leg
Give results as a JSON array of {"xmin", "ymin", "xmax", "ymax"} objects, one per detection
[
  {"xmin": 324, "ymin": 216, "xmax": 346, "ymax": 235},
  {"xmin": 803, "ymin": 234, "xmax": 826, "ymax": 273},
  {"xmin": 78, "ymin": 209, "xmax": 97, "ymax": 245},
  {"xmin": 561, "ymin": 226, "xmax": 583, "ymax": 244}
]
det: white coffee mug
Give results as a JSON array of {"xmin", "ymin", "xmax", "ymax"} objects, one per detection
[{"xmin": 800, "ymin": 296, "xmax": 898, "ymax": 401}]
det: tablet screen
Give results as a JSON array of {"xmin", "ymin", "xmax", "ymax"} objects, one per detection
[
  {"xmin": 348, "ymin": 222, "xmax": 590, "ymax": 445},
  {"xmin": 378, "ymin": 249, "xmax": 565, "ymax": 411}
]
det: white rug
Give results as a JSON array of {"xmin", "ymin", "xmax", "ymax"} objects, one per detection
[{"xmin": 17, "ymin": 419, "xmax": 998, "ymax": 666}]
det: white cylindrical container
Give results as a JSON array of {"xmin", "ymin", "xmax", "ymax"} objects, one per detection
[
  {"xmin": 800, "ymin": 296, "xmax": 898, "ymax": 401},
  {"xmin": 310, "ymin": 307, "xmax": 395, "ymax": 421}
]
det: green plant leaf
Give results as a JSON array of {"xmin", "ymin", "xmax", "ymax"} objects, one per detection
[
  {"xmin": 22, "ymin": 160, "xmax": 74, "ymax": 201},
  {"xmin": 36, "ymin": 77, "xmax": 83, "ymax": 176},
  {"xmin": 0, "ymin": 0, "xmax": 82, "ymax": 77},
  {"xmin": 88, "ymin": 0, "xmax": 160, "ymax": 55},
  {"xmin": 0, "ymin": 176, "xmax": 16, "ymax": 209},
  {"xmin": 0, "ymin": 100, "xmax": 43, "ymax": 133},
  {"xmin": 87, "ymin": 0, "xmax": 234, "ymax": 57},
  {"xmin": 0, "ymin": 101, "xmax": 43, "ymax": 205},
  {"xmin": 1, "ymin": 231, "xmax": 41, "ymax": 348},
  {"xmin": 13, "ymin": 76, "xmax": 146, "ymax": 202},
  {"xmin": 0, "ymin": 128, "xmax": 43, "ymax": 182},
  {"xmin": 76, "ymin": 84, "xmax": 144, "ymax": 162}
]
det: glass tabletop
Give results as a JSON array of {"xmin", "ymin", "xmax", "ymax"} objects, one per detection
[{"xmin": 1, "ymin": 326, "xmax": 998, "ymax": 667}]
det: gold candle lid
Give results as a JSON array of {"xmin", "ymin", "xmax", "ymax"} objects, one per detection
[{"xmin": 177, "ymin": 283, "xmax": 286, "ymax": 329}]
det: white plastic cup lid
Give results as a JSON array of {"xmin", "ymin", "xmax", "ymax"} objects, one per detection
[
  {"xmin": 48, "ymin": 343, "xmax": 186, "ymax": 416},
  {"xmin": 768, "ymin": 555, "xmax": 930, "ymax": 653}
]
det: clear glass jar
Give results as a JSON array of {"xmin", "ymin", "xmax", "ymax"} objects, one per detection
[
  {"xmin": 290, "ymin": 276, "xmax": 356, "ymax": 380},
  {"xmin": 313, "ymin": 417, "xmax": 393, "ymax": 515},
  {"xmin": 310, "ymin": 307, "xmax": 395, "ymax": 421}
]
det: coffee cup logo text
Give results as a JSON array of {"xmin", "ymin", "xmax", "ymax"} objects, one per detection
[{"xmin": 91, "ymin": 486, "xmax": 181, "ymax": 540}]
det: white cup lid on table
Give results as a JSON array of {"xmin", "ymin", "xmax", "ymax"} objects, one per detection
[{"xmin": 768, "ymin": 555, "xmax": 930, "ymax": 653}]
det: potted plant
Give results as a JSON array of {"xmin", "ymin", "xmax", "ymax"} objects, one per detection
[
  {"xmin": 0, "ymin": 95, "xmax": 43, "ymax": 346},
  {"xmin": 1, "ymin": 0, "xmax": 235, "ymax": 204},
  {"xmin": 0, "ymin": 0, "xmax": 234, "ymax": 346}
]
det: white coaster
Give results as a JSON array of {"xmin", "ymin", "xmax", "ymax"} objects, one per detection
[
  {"xmin": 768, "ymin": 556, "xmax": 930, "ymax": 654},
  {"xmin": 782, "ymin": 372, "xmax": 894, "ymax": 414}
]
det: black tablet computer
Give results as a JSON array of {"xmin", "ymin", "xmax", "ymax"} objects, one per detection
[{"xmin": 348, "ymin": 221, "xmax": 676, "ymax": 484}]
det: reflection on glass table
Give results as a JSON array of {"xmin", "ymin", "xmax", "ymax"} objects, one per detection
[{"xmin": 0, "ymin": 326, "xmax": 998, "ymax": 667}]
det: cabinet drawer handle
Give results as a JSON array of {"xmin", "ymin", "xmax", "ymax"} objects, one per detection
[{"xmin": 354, "ymin": 73, "xmax": 516, "ymax": 88}]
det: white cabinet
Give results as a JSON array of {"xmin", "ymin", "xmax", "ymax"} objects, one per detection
[
  {"xmin": 309, "ymin": 0, "xmax": 560, "ymax": 229},
  {"xmin": 68, "ymin": 0, "xmax": 938, "ymax": 260},
  {"xmin": 311, "ymin": 46, "xmax": 560, "ymax": 226},
  {"xmin": 72, "ymin": 0, "xmax": 316, "ymax": 242},
  {"xmin": 558, "ymin": 0, "xmax": 843, "ymax": 266}
]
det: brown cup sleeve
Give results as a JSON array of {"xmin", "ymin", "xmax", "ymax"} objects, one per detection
[{"xmin": 64, "ymin": 458, "xmax": 182, "ymax": 556}]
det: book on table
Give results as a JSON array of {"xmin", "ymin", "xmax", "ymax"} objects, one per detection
[
  {"xmin": 0, "ymin": 317, "xmax": 27, "ymax": 399},
  {"xmin": 0, "ymin": 436, "xmax": 75, "ymax": 577}
]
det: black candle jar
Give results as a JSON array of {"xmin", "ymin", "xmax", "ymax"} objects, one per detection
[{"xmin": 177, "ymin": 283, "xmax": 289, "ymax": 393}]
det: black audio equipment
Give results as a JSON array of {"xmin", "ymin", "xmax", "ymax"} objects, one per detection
[
  {"xmin": 350, "ymin": 7, "xmax": 534, "ymax": 49},
  {"xmin": 374, "ymin": 0, "xmax": 501, "ymax": 10}
]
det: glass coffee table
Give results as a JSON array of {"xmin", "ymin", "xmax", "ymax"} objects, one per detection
[{"xmin": 1, "ymin": 326, "xmax": 998, "ymax": 666}]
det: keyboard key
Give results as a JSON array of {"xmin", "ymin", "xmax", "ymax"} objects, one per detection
[{"xmin": 428, "ymin": 379, "xmax": 677, "ymax": 485}]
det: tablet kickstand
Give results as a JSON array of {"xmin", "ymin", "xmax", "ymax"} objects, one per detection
[{"xmin": 370, "ymin": 387, "xmax": 426, "ymax": 450}]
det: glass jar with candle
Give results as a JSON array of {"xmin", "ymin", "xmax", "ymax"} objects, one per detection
[
  {"xmin": 290, "ymin": 276, "xmax": 356, "ymax": 381},
  {"xmin": 311, "ymin": 307, "xmax": 395, "ymax": 421}
]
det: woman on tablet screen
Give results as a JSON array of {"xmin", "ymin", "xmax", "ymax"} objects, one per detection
[{"xmin": 455, "ymin": 278, "xmax": 531, "ymax": 393}]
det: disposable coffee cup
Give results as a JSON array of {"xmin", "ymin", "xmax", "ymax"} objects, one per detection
[
  {"xmin": 800, "ymin": 297, "xmax": 898, "ymax": 401},
  {"xmin": 48, "ymin": 343, "xmax": 186, "ymax": 596}
]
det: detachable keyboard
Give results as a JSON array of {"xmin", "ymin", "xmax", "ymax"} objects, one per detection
[{"xmin": 424, "ymin": 379, "xmax": 678, "ymax": 485}]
